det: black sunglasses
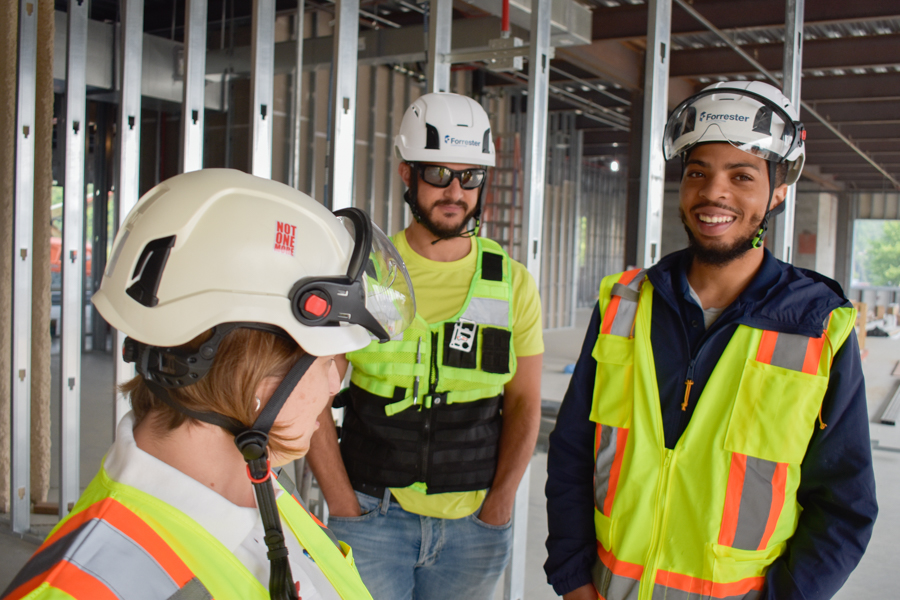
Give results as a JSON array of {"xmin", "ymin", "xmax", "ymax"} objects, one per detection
[{"xmin": 413, "ymin": 163, "xmax": 487, "ymax": 190}]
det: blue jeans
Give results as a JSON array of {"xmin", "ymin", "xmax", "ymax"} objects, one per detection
[{"xmin": 326, "ymin": 491, "xmax": 513, "ymax": 600}]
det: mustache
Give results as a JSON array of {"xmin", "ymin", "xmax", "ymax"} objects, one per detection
[
  {"xmin": 432, "ymin": 199, "xmax": 468, "ymax": 209},
  {"xmin": 689, "ymin": 201, "xmax": 742, "ymax": 217}
]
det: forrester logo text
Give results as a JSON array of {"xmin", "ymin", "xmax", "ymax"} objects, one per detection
[
  {"xmin": 699, "ymin": 112, "xmax": 749, "ymax": 123},
  {"xmin": 444, "ymin": 134, "xmax": 481, "ymax": 147}
]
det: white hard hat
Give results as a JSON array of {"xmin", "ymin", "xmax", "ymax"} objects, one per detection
[
  {"xmin": 663, "ymin": 81, "xmax": 806, "ymax": 185},
  {"xmin": 92, "ymin": 169, "xmax": 414, "ymax": 357},
  {"xmin": 394, "ymin": 92, "xmax": 496, "ymax": 167}
]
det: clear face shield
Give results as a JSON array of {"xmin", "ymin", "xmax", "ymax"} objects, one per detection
[
  {"xmin": 663, "ymin": 87, "xmax": 805, "ymax": 165},
  {"xmin": 290, "ymin": 207, "xmax": 415, "ymax": 343}
]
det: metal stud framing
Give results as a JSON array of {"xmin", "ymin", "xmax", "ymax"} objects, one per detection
[
  {"xmin": 290, "ymin": 1, "xmax": 305, "ymax": 190},
  {"xmin": 522, "ymin": 0, "xmax": 552, "ymax": 285},
  {"xmin": 637, "ymin": 0, "xmax": 671, "ymax": 268},
  {"xmin": 427, "ymin": 0, "xmax": 452, "ymax": 93},
  {"xmin": 328, "ymin": 0, "xmax": 360, "ymax": 210},
  {"xmin": 181, "ymin": 0, "xmax": 208, "ymax": 173},
  {"xmin": 11, "ymin": 0, "xmax": 38, "ymax": 534},
  {"xmin": 60, "ymin": 0, "xmax": 89, "ymax": 518},
  {"xmin": 250, "ymin": 0, "xmax": 275, "ymax": 178},
  {"xmin": 114, "ymin": 0, "xmax": 144, "ymax": 426},
  {"xmin": 773, "ymin": 0, "xmax": 804, "ymax": 264}
]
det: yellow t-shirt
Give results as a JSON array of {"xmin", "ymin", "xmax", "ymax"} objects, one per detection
[{"xmin": 385, "ymin": 231, "xmax": 544, "ymax": 518}]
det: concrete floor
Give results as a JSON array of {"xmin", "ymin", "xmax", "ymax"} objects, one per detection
[{"xmin": 3, "ymin": 310, "xmax": 899, "ymax": 599}]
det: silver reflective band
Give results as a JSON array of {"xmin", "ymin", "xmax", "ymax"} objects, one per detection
[
  {"xmin": 57, "ymin": 519, "xmax": 183, "ymax": 599},
  {"xmin": 460, "ymin": 298, "xmax": 510, "ymax": 329}
]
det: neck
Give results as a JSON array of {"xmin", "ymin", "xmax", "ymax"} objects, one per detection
[
  {"xmin": 404, "ymin": 221, "xmax": 473, "ymax": 262},
  {"xmin": 686, "ymin": 247, "xmax": 765, "ymax": 310},
  {"xmin": 134, "ymin": 414, "xmax": 257, "ymax": 508}
]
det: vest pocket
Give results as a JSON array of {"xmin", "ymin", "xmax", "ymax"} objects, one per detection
[
  {"xmin": 590, "ymin": 334, "xmax": 635, "ymax": 428},
  {"xmin": 594, "ymin": 508, "xmax": 614, "ymax": 552},
  {"xmin": 709, "ymin": 541, "xmax": 784, "ymax": 592},
  {"xmin": 724, "ymin": 359, "xmax": 828, "ymax": 464}
]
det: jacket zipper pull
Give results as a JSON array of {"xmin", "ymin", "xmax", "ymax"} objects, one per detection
[{"xmin": 681, "ymin": 360, "xmax": 695, "ymax": 412}]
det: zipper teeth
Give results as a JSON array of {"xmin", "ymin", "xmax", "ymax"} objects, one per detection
[{"xmin": 641, "ymin": 450, "xmax": 674, "ymax": 600}]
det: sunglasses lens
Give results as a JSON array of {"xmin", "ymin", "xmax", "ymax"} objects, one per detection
[
  {"xmin": 460, "ymin": 170, "xmax": 485, "ymax": 189},
  {"xmin": 422, "ymin": 165, "xmax": 453, "ymax": 187}
]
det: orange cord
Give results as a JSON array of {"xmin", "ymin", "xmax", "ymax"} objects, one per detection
[{"xmin": 682, "ymin": 380, "xmax": 694, "ymax": 411}]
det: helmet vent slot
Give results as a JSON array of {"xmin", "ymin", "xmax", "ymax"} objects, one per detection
[
  {"xmin": 126, "ymin": 235, "xmax": 176, "ymax": 308},
  {"xmin": 425, "ymin": 123, "xmax": 440, "ymax": 149}
]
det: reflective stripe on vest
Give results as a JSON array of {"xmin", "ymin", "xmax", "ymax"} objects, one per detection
[
  {"xmin": 4, "ymin": 465, "xmax": 372, "ymax": 600},
  {"xmin": 594, "ymin": 269, "xmax": 645, "ymax": 518},
  {"xmin": 600, "ymin": 269, "xmax": 646, "ymax": 338},
  {"xmin": 717, "ymin": 317, "xmax": 832, "ymax": 553},
  {"xmin": 589, "ymin": 270, "xmax": 856, "ymax": 600},
  {"xmin": 2, "ymin": 498, "xmax": 209, "ymax": 600}
]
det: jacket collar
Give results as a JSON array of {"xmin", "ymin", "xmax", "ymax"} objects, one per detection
[{"xmin": 646, "ymin": 248, "xmax": 849, "ymax": 338}]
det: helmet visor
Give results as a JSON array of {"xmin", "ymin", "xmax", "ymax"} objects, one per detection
[
  {"xmin": 335, "ymin": 208, "xmax": 415, "ymax": 341},
  {"xmin": 663, "ymin": 87, "xmax": 804, "ymax": 164}
]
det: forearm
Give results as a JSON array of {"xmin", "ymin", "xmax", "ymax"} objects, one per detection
[
  {"xmin": 481, "ymin": 354, "xmax": 543, "ymax": 521},
  {"xmin": 306, "ymin": 402, "xmax": 360, "ymax": 516},
  {"xmin": 545, "ymin": 305, "xmax": 603, "ymax": 595}
]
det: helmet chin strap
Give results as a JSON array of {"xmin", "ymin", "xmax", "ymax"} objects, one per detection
[
  {"xmin": 751, "ymin": 160, "xmax": 780, "ymax": 249},
  {"xmin": 144, "ymin": 353, "xmax": 317, "ymax": 600}
]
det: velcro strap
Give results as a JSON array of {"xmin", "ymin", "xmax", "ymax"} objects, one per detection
[{"xmin": 611, "ymin": 282, "xmax": 640, "ymax": 303}]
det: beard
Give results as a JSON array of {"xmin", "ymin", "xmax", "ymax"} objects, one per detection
[
  {"xmin": 681, "ymin": 208, "xmax": 765, "ymax": 267},
  {"xmin": 416, "ymin": 198, "xmax": 478, "ymax": 239}
]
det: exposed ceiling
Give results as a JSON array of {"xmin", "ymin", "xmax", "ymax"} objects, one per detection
[
  {"xmin": 71, "ymin": 0, "xmax": 899, "ymax": 191},
  {"xmin": 553, "ymin": 0, "xmax": 900, "ymax": 192}
]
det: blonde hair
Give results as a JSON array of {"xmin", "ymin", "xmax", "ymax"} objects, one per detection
[{"xmin": 121, "ymin": 327, "xmax": 307, "ymax": 455}]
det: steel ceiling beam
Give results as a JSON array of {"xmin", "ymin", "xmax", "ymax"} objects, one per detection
[
  {"xmin": 669, "ymin": 34, "xmax": 900, "ymax": 78},
  {"xmin": 673, "ymin": 0, "xmax": 900, "ymax": 190},
  {"xmin": 800, "ymin": 74, "xmax": 900, "ymax": 100},
  {"xmin": 801, "ymin": 102, "xmax": 900, "ymax": 123},
  {"xmin": 805, "ymin": 122, "xmax": 900, "ymax": 139},
  {"xmin": 591, "ymin": 0, "xmax": 899, "ymax": 41}
]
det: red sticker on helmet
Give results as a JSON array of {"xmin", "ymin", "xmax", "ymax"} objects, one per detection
[{"xmin": 274, "ymin": 221, "xmax": 297, "ymax": 256}]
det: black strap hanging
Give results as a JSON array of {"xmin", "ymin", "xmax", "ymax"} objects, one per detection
[{"xmin": 233, "ymin": 353, "xmax": 318, "ymax": 600}]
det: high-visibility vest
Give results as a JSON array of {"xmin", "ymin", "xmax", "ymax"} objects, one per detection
[
  {"xmin": 2, "ymin": 464, "xmax": 373, "ymax": 600},
  {"xmin": 589, "ymin": 268, "xmax": 855, "ymax": 600},
  {"xmin": 340, "ymin": 235, "xmax": 516, "ymax": 494}
]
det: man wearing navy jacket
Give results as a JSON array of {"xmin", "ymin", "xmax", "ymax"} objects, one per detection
[{"xmin": 545, "ymin": 81, "xmax": 877, "ymax": 600}]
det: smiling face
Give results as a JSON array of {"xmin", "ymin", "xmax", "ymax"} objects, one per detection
[
  {"xmin": 259, "ymin": 355, "xmax": 341, "ymax": 466},
  {"xmin": 400, "ymin": 162, "xmax": 481, "ymax": 238},
  {"xmin": 679, "ymin": 143, "xmax": 787, "ymax": 266}
]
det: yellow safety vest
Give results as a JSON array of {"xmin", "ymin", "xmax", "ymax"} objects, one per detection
[
  {"xmin": 589, "ymin": 269, "xmax": 855, "ymax": 600},
  {"xmin": 338, "ymin": 236, "xmax": 517, "ymax": 494},
  {"xmin": 3, "ymin": 463, "xmax": 372, "ymax": 600},
  {"xmin": 348, "ymin": 235, "xmax": 516, "ymax": 414}
]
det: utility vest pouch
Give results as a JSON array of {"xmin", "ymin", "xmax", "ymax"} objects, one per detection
[
  {"xmin": 726, "ymin": 350, "xmax": 828, "ymax": 464},
  {"xmin": 591, "ymin": 335, "xmax": 635, "ymax": 429}
]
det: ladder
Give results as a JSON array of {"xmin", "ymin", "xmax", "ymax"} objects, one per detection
[{"xmin": 481, "ymin": 133, "xmax": 524, "ymax": 262}]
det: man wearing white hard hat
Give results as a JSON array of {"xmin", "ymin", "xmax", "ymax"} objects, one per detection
[
  {"xmin": 307, "ymin": 92, "xmax": 544, "ymax": 599},
  {"xmin": 545, "ymin": 82, "xmax": 877, "ymax": 599}
]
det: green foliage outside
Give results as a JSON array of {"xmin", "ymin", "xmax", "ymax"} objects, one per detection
[{"xmin": 853, "ymin": 220, "xmax": 900, "ymax": 287}]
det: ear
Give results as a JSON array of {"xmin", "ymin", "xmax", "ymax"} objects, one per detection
[
  {"xmin": 769, "ymin": 183, "xmax": 789, "ymax": 212},
  {"xmin": 253, "ymin": 377, "xmax": 279, "ymax": 413},
  {"xmin": 399, "ymin": 162, "xmax": 412, "ymax": 188}
]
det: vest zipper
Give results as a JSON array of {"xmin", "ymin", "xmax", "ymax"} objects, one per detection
[
  {"xmin": 640, "ymin": 449, "xmax": 675, "ymax": 600},
  {"xmin": 420, "ymin": 332, "xmax": 440, "ymax": 483},
  {"xmin": 681, "ymin": 360, "xmax": 695, "ymax": 411}
]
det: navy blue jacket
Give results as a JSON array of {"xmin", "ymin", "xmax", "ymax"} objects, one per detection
[{"xmin": 544, "ymin": 248, "xmax": 877, "ymax": 599}]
